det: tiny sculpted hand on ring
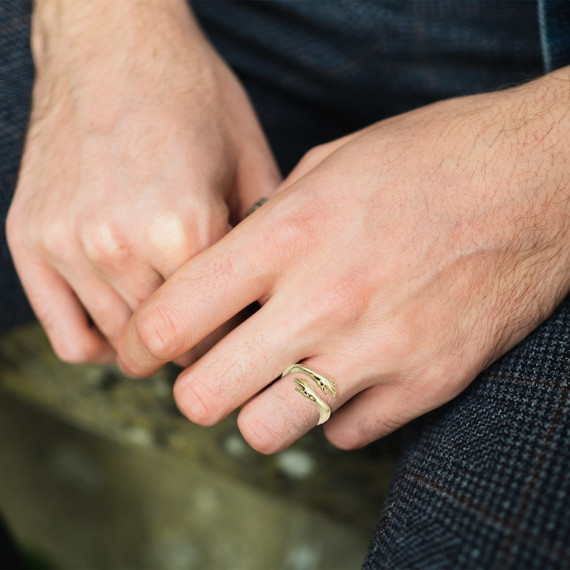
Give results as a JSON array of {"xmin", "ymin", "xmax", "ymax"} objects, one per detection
[
  {"xmin": 117, "ymin": 74, "xmax": 570, "ymax": 453},
  {"xmin": 283, "ymin": 364, "xmax": 337, "ymax": 425}
]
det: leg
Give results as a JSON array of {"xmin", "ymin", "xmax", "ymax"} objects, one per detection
[
  {"xmin": 365, "ymin": 296, "xmax": 570, "ymax": 569},
  {"xmin": 192, "ymin": 0, "xmax": 543, "ymax": 174},
  {"xmin": 0, "ymin": 0, "xmax": 34, "ymax": 331}
]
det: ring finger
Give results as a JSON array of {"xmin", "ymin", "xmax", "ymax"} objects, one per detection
[
  {"xmin": 58, "ymin": 262, "xmax": 133, "ymax": 348},
  {"xmin": 237, "ymin": 355, "xmax": 377, "ymax": 454}
]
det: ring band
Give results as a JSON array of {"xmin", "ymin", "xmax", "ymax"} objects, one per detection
[
  {"xmin": 282, "ymin": 364, "xmax": 337, "ymax": 425},
  {"xmin": 282, "ymin": 364, "xmax": 337, "ymax": 397},
  {"xmin": 245, "ymin": 197, "xmax": 268, "ymax": 218},
  {"xmin": 293, "ymin": 378, "xmax": 331, "ymax": 425}
]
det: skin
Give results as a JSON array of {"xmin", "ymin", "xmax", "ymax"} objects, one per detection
[
  {"xmin": 6, "ymin": 0, "xmax": 280, "ymax": 364},
  {"xmin": 116, "ymin": 69, "xmax": 570, "ymax": 454},
  {"xmin": 7, "ymin": 1, "xmax": 570, "ymax": 455}
]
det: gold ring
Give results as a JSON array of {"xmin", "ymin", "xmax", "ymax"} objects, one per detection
[{"xmin": 281, "ymin": 364, "xmax": 337, "ymax": 425}]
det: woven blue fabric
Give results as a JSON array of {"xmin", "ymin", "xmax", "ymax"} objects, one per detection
[
  {"xmin": 538, "ymin": 0, "xmax": 570, "ymax": 71},
  {"xmin": 0, "ymin": 2, "xmax": 568, "ymax": 568},
  {"xmin": 0, "ymin": 0, "xmax": 34, "ymax": 329},
  {"xmin": 192, "ymin": 0, "xmax": 543, "ymax": 173},
  {"xmin": 363, "ymin": 295, "xmax": 570, "ymax": 568}
]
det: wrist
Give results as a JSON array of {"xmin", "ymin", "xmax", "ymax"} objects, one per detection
[
  {"xmin": 520, "ymin": 67, "xmax": 570, "ymax": 211},
  {"xmin": 31, "ymin": 0, "xmax": 218, "ymax": 130},
  {"xmin": 510, "ymin": 67, "xmax": 570, "ymax": 292},
  {"xmin": 32, "ymin": 0, "xmax": 203, "ymax": 64}
]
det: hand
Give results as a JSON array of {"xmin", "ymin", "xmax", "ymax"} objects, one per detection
[
  {"xmin": 6, "ymin": 0, "xmax": 279, "ymax": 363},
  {"xmin": 117, "ymin": 69, "xmax": 570, "ymax": 453}
]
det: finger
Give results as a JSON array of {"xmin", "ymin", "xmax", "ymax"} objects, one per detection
[
  {"xmin": 60, "ymin": 266, "xmax": 133, "ymax": 349},
  {"xmin": 172, "ymin": 309, "xmax": 248, "ymax": 368},
  {"xmin": 144, "ymin": 209, "xmax": 229, "ymax": 280},
  {"xmin": 241, "ymin": 131, "xmax": 362, "ymax": 225},
  {"xmin": 237, "ymin": 355, "xmax": 377, "ymax": 454},
  {"xmin": 13, "ymin": 257, "xmax": 114, "ymax": 364},
  {"xmin": 172, "ymin": 298, "xmax": 312, "ymax": 426},
  {"xmin": 96, "ymin": 265, "xmax": 163, "ymax": 313},
  {"xmin": 117, "ymin": 211, "xmax": 282, "ymax": 377},
  {"xmin": 78, "ymin": 219, "xmax": 165, "ymax": 309},
  {"xmin": 323, "ymin": 383, "xmax": 429, "ymax": 450}
]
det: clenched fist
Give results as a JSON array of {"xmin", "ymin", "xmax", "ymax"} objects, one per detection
[{"xmin": 7, "ymin": 0, "xmax": 279, "ymax": 363}]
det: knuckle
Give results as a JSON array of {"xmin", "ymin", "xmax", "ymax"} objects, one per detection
[
  {"xmin": 149, "ymin": 212, "xmax": 197, "ymax": 259},
  {"xmin": 298, "ymin": 143, "xmax": 330, "ymax": 171},
  {"xmin": 51, "ymin": 335, "xmax": 100, "ymax": 365},
  {"xmin": 378, "ymin": 316, "xmax": 419, "ymax": 370},
  {"xmin": 135, "ymin": 302, "xmax": 187, "ymax": 361},
  {"xmin": 78, "ymin": 219, "xmax": 130, "ymax": 267},
  {"xmin": 41, "ymin": 218, "xmax": 72, "ymax": 258},
  {"xmin": 301, "ymin": 277, "xmax": 368, "ymax": 335},
  {"xmin": 415, "ymin": 359, "xmax": 463, "ymax": 404},
  {"xmin": 147, "ymin": 204, "xmax": 230, "ymax": 271},
  {"xmin": 262, "ymin": 206, "xmax": 316, "ymax": 260}
]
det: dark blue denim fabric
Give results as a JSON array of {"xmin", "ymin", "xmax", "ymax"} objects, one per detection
[
  {"xmin": 539, "ymin": 0, "xmax": 570, "ymax": 71},
  {"xmin": 0, "ymin": 0, "xmax": 34, "ymax": 330},
  {"xmin": 192, "ymin": 0, "xmax": 543, "ymax": 173},
  {"xmin": 0, "ymin": 2, "xmax": 569, "ymax": 568}
]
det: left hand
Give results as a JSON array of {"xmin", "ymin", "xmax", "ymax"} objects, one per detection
[{"xmin": 117, "ymin": 69, "xmax": 570, "ymax": 453}]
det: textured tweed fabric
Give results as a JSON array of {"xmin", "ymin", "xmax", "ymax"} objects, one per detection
[
  {"xmin": 1, "ymin": 1, "xmax": 569, "ymax": 568},
  {"xmin": 364, "ymin": 296, "xmax": 570, "ymax": 569}
]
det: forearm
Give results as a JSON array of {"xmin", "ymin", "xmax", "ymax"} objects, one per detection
[
  {"xmin": 514, "ymin": 65, "xmax": 570, "ymax": 161},
  {"xmin": 506, "ymin": 65, "xmax": 570, "ymax": 292},
  {"xmin": 32, "ymin": 0, "xmax": 206, "ymax": 62},
  {"xmin": 30, "ymin": 0, "xmax": 221, "ymax": 132},
  {"xmin": 446, "ymin": 65, "xmax": 570, "ymax": 287}
]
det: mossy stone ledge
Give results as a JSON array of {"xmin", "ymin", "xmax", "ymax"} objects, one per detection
[{"xmin": 0, "ymin": 323, "xmax": 398, "ymax": 570}]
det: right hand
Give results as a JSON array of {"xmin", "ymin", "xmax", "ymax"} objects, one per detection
[{"xmin": 6, "ymin": 0, "xmax": 280, "ymax": 364}]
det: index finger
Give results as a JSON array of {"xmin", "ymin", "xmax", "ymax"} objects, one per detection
[{"xmin": 116, "ymin": 201, "xmax": 290, "ymax": 377}]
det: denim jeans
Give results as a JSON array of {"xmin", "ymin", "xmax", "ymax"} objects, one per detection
[{"xmin": 1, "ymin": 1, "xmax": 569, "ymax": 568}]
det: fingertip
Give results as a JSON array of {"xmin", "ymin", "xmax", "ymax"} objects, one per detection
[
  {"xmin": 116, "ymin": 319, "xmax": 163, "ymax": 378},
  {"xmin": 237, "ymin": 404, "xmax": 288, "ymax": 455},
  {"xmin": 173, "ymin": 372, "xmax": 232, "ymax": 427},
  {"xmin": 14, "ymin": 259, "xmax": 116, "ymax": 365},
  {"xmin": 38, "ymin": 296, "xmax": 115, "ymax": 365},
  {"xmin": 116, "ymin": 355, "xmax": 146, "ymax": 378},
  {"xmin": 50, "ymin": 325, "xmax": 114, "ymax": 365}
]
